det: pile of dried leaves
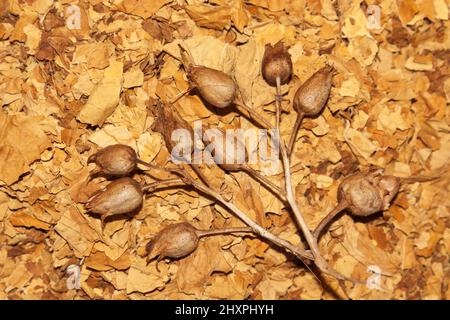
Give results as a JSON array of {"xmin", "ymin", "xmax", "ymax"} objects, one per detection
[{"xmin": 0, "ymin": 0, "xmax": 449, "ymax": 300}]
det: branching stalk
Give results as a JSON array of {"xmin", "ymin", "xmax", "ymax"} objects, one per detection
[
  {"xmin": 143, "ymin": 176, "xmax": 314, "ymax": 261},
  {"xmin": 274, "ymin": 76, "xmax": 355, "ymax": 282}
]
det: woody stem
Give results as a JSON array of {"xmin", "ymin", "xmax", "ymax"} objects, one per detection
[
  {"xmin": 240, "ymin": 165, "xmax": 286, "ymax": 202},
  {"xmin": 196, "ymin": 227, "xmax": 253, "ymax": 238},
  {"xmin": 235, "ymin": 102, "xmax": 272, "ymax": 130},
  {"xmin": 312, "ymin": 201, "xmax": 348, "ymax": 240},
  {"xmin": 287, "ymin": 112, "xmax": 305, "ymax": 158}
]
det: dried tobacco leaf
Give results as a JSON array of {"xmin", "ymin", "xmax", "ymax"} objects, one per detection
[
  {"xmin": 151, "ymin": 102, "xmax": 194, "ymax": 157},
  {"xmin": 0, "ymin": 110, "xmax": 51, "ymax": 185}
]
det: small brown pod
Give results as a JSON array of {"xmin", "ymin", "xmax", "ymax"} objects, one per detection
[
  {"xmin": 313, "ymin": 169, "xmax": 435, "ymax": 239},
  {"xmin": 337, "ymin": 172, "xmax": 385, "ymax": 217},
  {"xmin": 188, "ymin": 66, "xmax": 237, "ymax": 108},
  {"xmin": 86, "ymin": 177, "xmax": 143, "ymax": 226},
  {"xmin": 261, "ymin": 41, "xmax": 293, "ymax": 86},
  {"xmin": 146, "ymin": 223, "xmax": 199, "ymax": 261},
  {"xmin": 146, "ymin": 223, "xmax": 253, "ymax": 263},
  {"xmin": 337, "ymin": 170, "xmax": 401, "ymax": 217},
  {"xmin": 293, "ymin": 66, "xmax": 334, "ymax": 117},
  {"xmin": 88, "ymin": 144, "xmax": 138, "ymax": 177},
  {"xmin": 288, "ymin": 66, "xmax": 334, "ymax": 156}
]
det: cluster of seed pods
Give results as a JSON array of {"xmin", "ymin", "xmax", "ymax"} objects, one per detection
[
  {"xmin": 84, "ymin": 41, "xmax": 413, "ymax": 265},
  {"xmin": 86, "ymin": 144, "xmax": 148, "ymax": 228}
]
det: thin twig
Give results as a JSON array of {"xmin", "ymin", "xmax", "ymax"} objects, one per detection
[
  {"xmin": 312, "ymin": 201, "xmax": 348, "ymax": 240},
  {"xmin": 196, "ymin": 227, "xmax": 253, "ymax": 238},
  {"xmin": 142, "ymin": 179, "xmax": 185, "ymax": 192},
  {"xmin": 240, "ymin": 165, "xmax": 286, "ymax": 202},
  {"xmin": 191, "ymin": 164, "xmax": 214, "ymax": 188},
  {"xmin": 287, "ymin": 112, "xmax": 304, "ymax": 158},
  {"xmin": 170, "ymin": 88, "xmax": 191, "ymax": 104},
  {"xmin": 185, "ymin": 176, "xmax": 313, "ymax": 261},
  {"xmin": 136, "ymin": 159, "xmax": 179, "ymax": 173},
  {"xmin": 235, "ymin": 102, "xmax": 273, "ymax": 130}
]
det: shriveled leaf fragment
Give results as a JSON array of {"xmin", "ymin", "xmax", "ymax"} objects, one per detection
[
  {"xmin": 348, "ymin": 36, "xmax": 378, "ymax": 66},
  {"xmin": 136, "ymin": 132, "xmax": 162, "ymax": 163},
  {"xmin": 433, "ymin": 0, "xmax": 449, "ymax": 20},
  {"xmin": 376, "ymin": 105, "xmax": 410, "ymax": 135},
  {"xmin": 88, "ymin": 125, "xmax": 136, "ymax": 148},
  {"xmin": 77, "ymin": 60, "xmax": 124, "ymax": 126},
  {"xmin": 123, "ymin": 66, "xmax": 144, "ymax": 88},
  {"xmin": 54, "ymin": 207, "xmax": 98, "ymax": 258},
  {"xmin": 85, "ymin": 251, "xmax": 131, "ymax": 271},
  {"xmin": 0, "ymin": 110, "xmax": 51, "ymax": 185},
  {"xmin": 23, "ymin": 24, "xmax": 42, "ymax": 54},
  {"xmin": 344, "ymin": 124, "xmax": 378, "ymax": 160},
  {"xmin": 114, "ymin": 0, "xmax": 171, "ymax": 19},
  {"xmin": 175, "ymin": 239, "xmax": 231, "ymax": 295},
  {"xmin": 341, "ymin": 220, "xmax": 400, "ymax": 274},
  {"xmin": 126, "ymin": 260, "xmax": 169, "ymax": 294},
  {"xmin": 163, "ymin": 35, "xmax": 237, "ymax": 74},
  {"xmin": 9, "ymin": 211, "xmax": 51, "ymax": 230},
  {"xmin": 73, "ymin": 43, "xmax": 113, "ymax": 70},
  {"xmin": 405, "ymin": 55, "xmax": 434, "ymax": 71},
  {"xmin": 5, "ymin": 264, "xmax": 33, "ymax": 293},
  {"xmin": 339, "ymin": 76, "xmax": 360, "ymax": 97},
  {"xmin": 341, "ymin": 6, "xmax": 370, "ymax": 38},
  {"xmin": 204, "ymin": 272, "xmax": 250, "ymax": 299},
  {"xmin": 185, "ymin": 4, "xmax": 231, "ymax": 30},
  {"xmin": 185, "ymin": 1, "xmax": 250, "ymax": 32}
]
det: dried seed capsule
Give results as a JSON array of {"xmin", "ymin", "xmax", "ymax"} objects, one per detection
[
  {"xmin": 86, "ymin": 177, "xmax": 143, "ymax": 225},
  {"xmin": 337, "ymin": 169, "xmax": 400, "ymax": 217},
  {"xmin": 146, "ymin": 223, "xmax": 199, "ymax": 261},
  {"xmin": 293, "ymin": 66, "xmax": 333, "ymax": 116},
  {"xmin": 261, "ymin": 41, "xmax": 293, "ymax": 86},
  {"xmin": 88, "ymin": 144, "xmax": 138, "ymax": 176},
  {"xmin": 188, "ymin": 66, "xmax": 237, "ymax": 108},
  {"xmin": 146, "ymin": 223, "xmax": 253, "ymax": 262}
]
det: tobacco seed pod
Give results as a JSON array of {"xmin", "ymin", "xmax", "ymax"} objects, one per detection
[
  {"xmin": 293, "ymin": 66, "xmax": 333, "ymax": 116},
  {"xmin": 146, "ymin": 223, "xmax": 199, "ymax": 261},
  {"xmin": 88, "ymin": 144, "xmax": 138, "ymax": 176},
  {"xmin": 188, "ymin": 66, "xmax": 237, "ymax": 108},
  {"xmin": 337, "ymin": 169, "xmax": 400, "ymax": 217},
  {"xmin": 86, "ymin": 177, "xmax": 143, "ymax": 225},
  {"xmin": 261, "ymin": 41, "xmax": 293, "ymax": 86}
]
